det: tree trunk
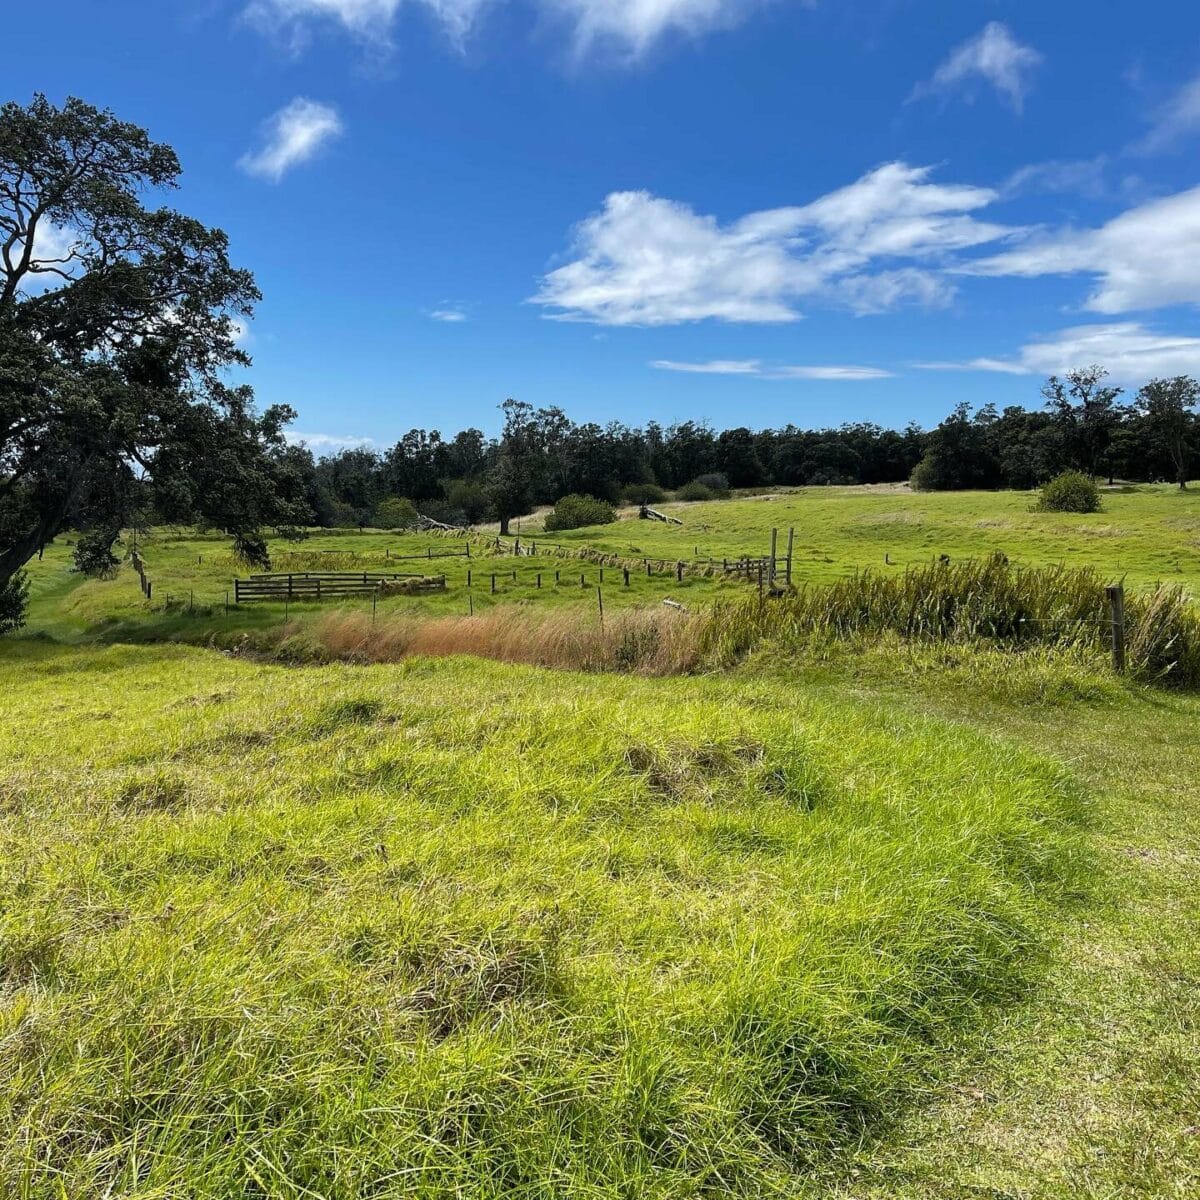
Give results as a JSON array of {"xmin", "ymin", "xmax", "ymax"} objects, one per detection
[{"xmin": 498, "ymin": 515, "xmax": 511, "ymax": 536}]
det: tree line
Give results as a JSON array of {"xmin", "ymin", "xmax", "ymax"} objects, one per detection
[{"xmin": 299, "ymin": 369, "xmax": 1199, "ymax": 532}]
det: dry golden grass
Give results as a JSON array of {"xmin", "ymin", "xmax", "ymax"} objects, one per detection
[{"xmin": 310, "ymin": 603, "xmax": 705, "ymax": 674}]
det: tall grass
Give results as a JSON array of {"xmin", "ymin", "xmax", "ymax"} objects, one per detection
[
  {"xmin": 0, "ymin": 642, "xmax": 1083, "ymax": 1197},
  {"xmin": 306, "ymin": 604, "xmax": 704, "ymax": 674}
]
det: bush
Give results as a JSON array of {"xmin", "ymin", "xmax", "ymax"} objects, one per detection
[
  {"xmin": 72, "ymin": 528, "xmax": 121, "ymax": 578},
  {"xmin": 694, "ymin": 472, "xmax": 731, "ymax": 498},
  {"xmin": 675, "ymin": 481, "xmax": 714, "ymax": 502},
  {"xmin": 375, "ymin": 496, "xmax": 419, "ymax": 530},
  {"xmin": 1037, "ymin": 471, "xmax": 1101, "ymax": 514},
  {"xmin": 444, "ymin": 479, "xmax": 490, "ymax": 525},
  {"xmin": 0, "ymin": 571, "xmax": 29, "ymax": 635},
  {"xmin": 543, "ymin": 494, "xmax": 617, "ymax": 532},
  {"xmin": 621, "ymin": 482, "xmax": 667, "ymax": 505}
]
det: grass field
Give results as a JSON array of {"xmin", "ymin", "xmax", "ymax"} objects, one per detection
[
  {"xmin": 16, "ymin": 484, "xmax": 1200, "ymax": 647},
  {"xmin": 5, "ymin": 488, "xmax": 1200, "ymax": 1196},
  {"xmin": 545, "ymin": 483, "xmax": 1200, "ymax": 593},
  {"xmin": 0, "ymin": 640, "xmax": 1084, "ymax": 1197}
]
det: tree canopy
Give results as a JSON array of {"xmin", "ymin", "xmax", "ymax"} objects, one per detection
[{"xmin": 0, "ymin": 95, "xmax": 305, "ymax": 623}]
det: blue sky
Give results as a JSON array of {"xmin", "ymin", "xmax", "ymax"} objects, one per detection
[{"xmin": 17, "ymin": 1, "xmax": 1200, "ymax": 448}]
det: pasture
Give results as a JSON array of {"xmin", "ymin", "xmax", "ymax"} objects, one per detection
[{"xmin": 4, "ymin": 487, "xmax": 1200, "ymax": 1197}]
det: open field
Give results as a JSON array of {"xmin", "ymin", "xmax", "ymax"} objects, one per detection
[
  {"xmin": 544, "ymin": 484, "xmax": 1200, "ymax": 594},
  {"xmin": 0, "ymin": 640, "xmax": 1083, "ymax": 1197},
  {"xmin": 5, "ymin": 489, "xmax": 1200, "ymax": 1196},
  {"xmin": 16, "ymin": 484, "xmax": 1200, "ymax": 648}
]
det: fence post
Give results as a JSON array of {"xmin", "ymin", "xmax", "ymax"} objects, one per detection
[
  {"xmin": 786, "ymin": 527, "xmax": 794, "ymax": 586},
  {"xmin": 225, "ymin": 590, "xmax": 230, "ymax": 614},
  {"xmin": 469, "ymin": 592, "xmax": 474, "ymax": 616},
  {"xmin": 676, "ymin": 561, "xmax": 683, "ymax": 583},
  {"xmin": 769, "ymin": 528, "xmax": 778, "ymax": 587},
  {"xmin": 467, "ymin": 568, "xmax": 472, "ymax": 588},
  {"xmin": 1106, "ymin": 584, "xmax": 1127, "ymax": 673},
  {"xmin": 580, "ymin": 573, "xmax": 586, "ymax": 588},
  {"xmin": 512, "ymin": 569, "xmax": 517, "ymax": 582},
  {"xmin": 623, "ymin": 568, "xmax": 630, "ymax": 587},
  {"xmin": 537, "ymin": 573, "xmax": 542, "ymax": 589},
  {"xmin": 491, "ymin": 573, "xmax": 496, "ymax": 594},
  {"xmin": 555, "ymin": 570, "xmax": 560, "ymax": 583}
]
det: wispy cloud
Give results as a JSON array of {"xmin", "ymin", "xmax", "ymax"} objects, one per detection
[
  {"xmin": 239, "ymin": 97, "xmax": 343, "ymax": 182},
  {"xmin": 285, "ymin": 431, "xmax": 378, "ymax": 452},
  {"xmin": 1136, "ymin": 71, "xmax": 1200, "ymax": 153},
  {"xmin": 915, "ymin": 322, "xmax": 1200, "ymax": 382},
  {"xmin": 429, "ymin": 306, "xmax": 468, "ymax": 322},
  {"xmin": 964, "ymin": 183, "xmax": 1200, "ymax": 313},
  {"xmin": 652, "ymin": 359, "xmax": 893, "ymax": 380},
  {"xmin": 244, "ymin": 0, "xmax": 777, "ymax": 59},
  {"xmin": 534, "ymin": 163, "xmax": 1014, "ymax": 325},
  {"xmin": 910, "ymin": 22, "xmax": 1042, "ymax": 113}
]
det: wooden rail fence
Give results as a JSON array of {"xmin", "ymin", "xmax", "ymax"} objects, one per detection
[{"xmin": 234, "ymin": 572, "xmax": 445, "ymax": 603}]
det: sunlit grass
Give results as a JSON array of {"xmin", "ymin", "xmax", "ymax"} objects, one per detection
[{"xmin": 0, "ymin": 642, "xmax": 1082, "ymax": 1197}]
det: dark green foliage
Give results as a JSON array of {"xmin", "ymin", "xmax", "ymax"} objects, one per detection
[
  {"xmin": 621, "ymin": 482, "xmax": 667, "ymax": 505},
  {"xmin": 676, "ymin": 481, "xmax": 714, "ymax": 502},
  {"xmin": 443, "ymin": 478, "xmax": 490, "ymax": 524},
  {"xmin": 543, "ymin": 494, "xmax": 617, "ymax": 532},
  {"xmin": 694, "ymin": 472, "xmax": 731, "ymax": 498},
  {"xmin": 374, "ymin": 496, "xmax": 419, "ymax": 530},
  {"xmin": 0, "ymin": 570, "xmax": 28, "ymax": 634},
  {"xmin": 72, "ymin": 528, "xmax": 121, "ymax": 578},
  {"xmin": 232, "ymin": 530, "xmax": 270, "ymax": 570},
  {"xmin": 1037, "ymin": 472, "xmax": 1101, "ymax": 514},
  {"xmin": 0, "ymin": 95, "xmax": 305, "ymax": 594}
]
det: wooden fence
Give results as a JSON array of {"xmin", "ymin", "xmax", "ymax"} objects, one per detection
[{"xmin": 234, "ymin": 571, "xmax": 443, "ymax": 603}]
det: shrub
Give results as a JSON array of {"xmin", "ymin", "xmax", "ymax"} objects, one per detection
[
  {"xmin": 444, "ymin": 479, "xmax": 490, "ymax": 524},
  {"xmin": 72, "ymin": 528, "xmax": 121, "ymax": 578},
  {"xmin": 694, "ymin": 472, "xmax": 731, "ymax": 498},
  {"xmin": 543, "ymin": 494, "xmax": 617, "ymax": 532},
  {"xmin": 675, "ymin": 481, "xmax": 714, "ymax": 502},
  {"xmin": 0, "ymin": 571, "xmax": 29, "ymax": 636},
  {"xmin": 375, "ymin": 496, "xmax": 419, "ymax": 530},
  {"xmin": 1037, "ymin": 471, "xmax": 1101, "ymax": 514},
  {"xmin": 621, "ymin": 482, "xmax": 667, "ymax": 506}
]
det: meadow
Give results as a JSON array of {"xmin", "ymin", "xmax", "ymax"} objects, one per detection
[{"xmin": 3, "ymin": 485, "xmax": 1200, "ymax": 1196}]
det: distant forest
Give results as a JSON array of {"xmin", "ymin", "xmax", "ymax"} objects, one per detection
[{"xmin": 290, "ymin": 371, "xmax": 1199, "ymax": 530}]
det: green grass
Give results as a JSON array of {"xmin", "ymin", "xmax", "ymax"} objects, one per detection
[
  {"xmin": 0, "ymin": 641, "xmax": 1081, "ymax": 1198},
  {"xmin": 18, "ymin": 528, "xmax": 745, "ymax": 644},
  {"xmin": 19, "ymin": 484, "xmax": 1200, "ymax": 645},
  {"xmin": 545, "ymin": 483, "xmax": 1200, "ymax": 594}
]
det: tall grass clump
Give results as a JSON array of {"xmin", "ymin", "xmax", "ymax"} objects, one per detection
[
  {"xmin": 704, "ymin": 555, "xmax": 1200, "ymax": 686},
  {"xmin": 0, "ymin": 642, "xmax": 1083, "ymax": 1197},
  {"xmin": 310, "ymin": 604, "xmax": 704, "ymax": 675}
]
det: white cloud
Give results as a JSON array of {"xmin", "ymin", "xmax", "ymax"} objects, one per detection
[
  {"xmin": 911, "ymin": 22, "xmax": 1042, "ymax": 113},
  {"xmin": 1003, "ymin": 157, "xmax": 1110, "ymax": 200},
  {"xmin": 549, "ymin": 0, "xmax": 767, "ymax": 58},
  {"xmin": 916, "ymin": 323, "xmax": 1200, "ymax": 383},
  {"xmin": 533, "ymin": 163, "xmax": 1015, "ymax": 325},
  {"xmin": 966, "ymin": 184, "xmax": 1200, "ymax": 313},
  {"xmin": 238, "ymin": 98, "xmax": 343, "ymax": 182},
  {"xmin": 429, "ymin": 306, "xmax": 468, "ymax": 322},
  {"xmin": 652, "ymin": 359, "xmax": 893, "ymax": 380},
  {"xmin": 1137, "ymin": 72, "xmax": 1200, "ymax": 153},
  {"xmin": 245, "ymin": 0, "xmax": 773, "ymax": 57},
  {"xmin": 285, "ymin": 431, "xmax": 378, "ymax": 452}
]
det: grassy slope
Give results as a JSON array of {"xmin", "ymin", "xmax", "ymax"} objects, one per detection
[
  {"xmin": 763, "ymin": 642, "xmax": 1200, "ymax": 1198},
  {"xmin": 0, "ymin": 642, "xmax": 1079, "ymax": 1199},
  {"xmin": 18, "ymin": 484, "xmax": 1200, "ymax": 645},
  {"xmin": 550, "ymin": 485, "xmax": 1200, "ymax": 593},
  {"xmin": 18, "ymin": 530, "xmax": 745, "ymax": 644}
]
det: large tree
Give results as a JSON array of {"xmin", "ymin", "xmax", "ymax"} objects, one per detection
[
  {"xmin": 1041, "ymin": 366, "xmax": 1125, "ymax": 481},
  {"xmin": 0, "ymin": 94, "xmax": 304, "ymax": 620},
  {"xmin": 1135, "ymin": 376, "xmax": 1199, "ymax": 489}
]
